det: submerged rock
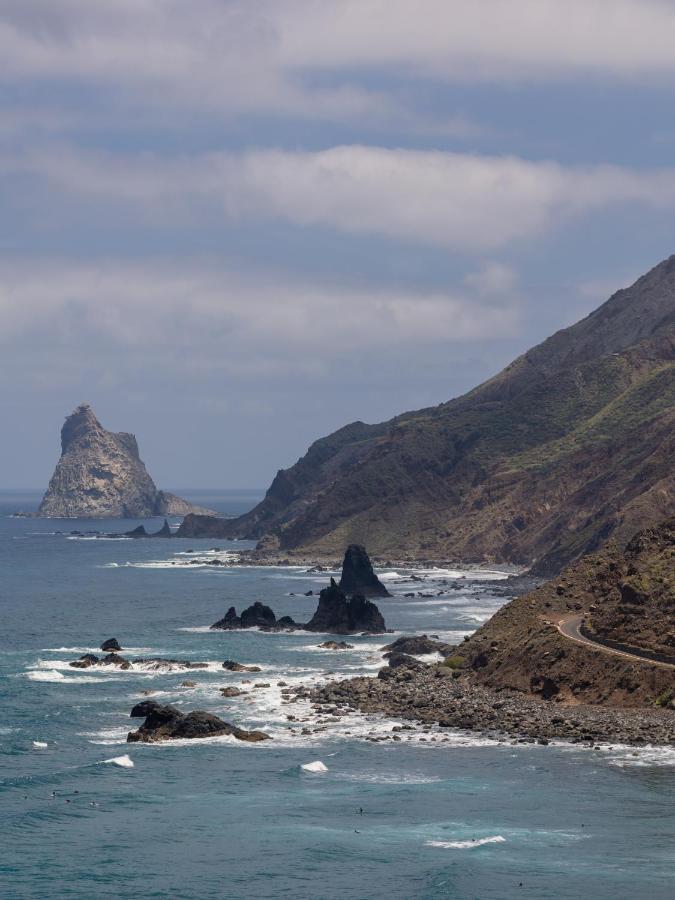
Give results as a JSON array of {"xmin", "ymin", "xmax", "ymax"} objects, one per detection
[
  {"xmin": 338, "ymin": 544, "xmax": 391, "ymax": 598},
  {"xmin": 127, "ymin": 705, "xmax": 270, "ymax": 743}
]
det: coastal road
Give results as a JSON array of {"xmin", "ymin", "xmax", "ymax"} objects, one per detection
[{"xmin": 556, "ymin": 614, "xmax": 675, "ymax": 669}]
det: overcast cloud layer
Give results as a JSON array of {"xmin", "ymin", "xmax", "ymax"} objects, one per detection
[{"xmin": 2, "ymin": 0, "xmax": 674, "ymax": 489}]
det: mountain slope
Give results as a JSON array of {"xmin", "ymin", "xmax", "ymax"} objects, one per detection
[
  {"xmin": 38, "ymin": 404, "xmax": 216, "ymax": 518},
  {"xmin": 455, "ymin": 516, "xmax": 675, "ymax": 707},
  {"xmin": 180, "ymin": 255, "xmax": 675, "ymax": 571}
]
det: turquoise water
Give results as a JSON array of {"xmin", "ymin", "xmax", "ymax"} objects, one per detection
[{"xmin": 1, "ymin": 492, "xmax": 674, "ymax": 899}]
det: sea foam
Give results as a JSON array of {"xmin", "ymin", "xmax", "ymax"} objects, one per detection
[{"xmin": 426, "ymin": 836, "xmax": 506, "ymax": 850}]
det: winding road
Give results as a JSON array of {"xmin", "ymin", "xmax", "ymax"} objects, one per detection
[{"xmin": 556, "ymin": 614, "xmax": 675, "ymax": 670}]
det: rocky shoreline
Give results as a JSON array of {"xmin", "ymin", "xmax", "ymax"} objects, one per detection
[{"xmin": 303, "ymin": 665, "xmax": 675, "ymax": 747}]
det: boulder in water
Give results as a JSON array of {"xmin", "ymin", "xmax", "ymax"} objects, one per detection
[
  {"xmin": 222, "ymin": 660, "xmax": 262, "ymax": 672},
  {"xmin": 126, "ymin": 704, "xmax": 270, "ymax": 743},
  {"xmin": 338, "ymin": 544, "xmax": 391, "ymax": 597},
  {"xmin": 100, "ymin": 637, "xmax": 122, "ymax": 651}
]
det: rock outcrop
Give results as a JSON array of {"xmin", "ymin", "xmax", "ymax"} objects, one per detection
[
  {"xmin": 126, "ymin": 704, "xmax": 270, "ymax": 743},
  {"xmin": 381, "ymin": 635, "xmax": 452, "ymax": 656},
  {"xmin": 176, "ymin": 255, "xmax": 675, "ymax": 574},
  {"xmin": 211, "ymin": 603, "xmax": 297, "ymax": 631},
  {"xmin": 38, "ymin": 404, "xmax": 216, "ymax": 519},
  {"xmin": 211, "ymin": 581, "xmax": 386, "ymax": 635},
  {"xmin": 338, "ymin": 544, "xmax": 391, "ymax": 597},
  {"xmin": 304, "ymin": 579, "xmax": 386, "ymax": 634}
]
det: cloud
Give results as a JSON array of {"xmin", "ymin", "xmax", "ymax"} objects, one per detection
[
  {"xmin": 0, "ymin": 258, "xmax": 520, "ymax": 388},
  {"xmin": 3, "ymin": 0, "xmax": 675, "ymax": 138},
  {"xmin": 9, "ymin": 144, "xmax": 675, "ymax": 251}
]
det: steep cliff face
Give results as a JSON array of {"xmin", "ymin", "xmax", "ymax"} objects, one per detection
[
  {"xmin": 38, "ymin": 404, "xmax": 215, "ymax": 518},
  {"xmin": 183, "ymin": 254, "xmax": 675, "ymax": 573}
]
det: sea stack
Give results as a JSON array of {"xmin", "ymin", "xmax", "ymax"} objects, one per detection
[
  {"xmin": 37, "ymin": 404, "xmax": 216, "ymax": 518},
  {"xmin": 338, "ymin": 544, "xmax": 391, "ymax": 597},
  {"xmin": 305, "ymin": 579, "xmax": 386, "ymax": 634}
]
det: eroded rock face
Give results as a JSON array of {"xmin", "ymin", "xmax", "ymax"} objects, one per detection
[
  {"xmin": 338, "ymin": 545, "xmax": 391, "ymax": 597},
  {"xmin": 126, "ymin": 705, "xmax": 271, "ymax": 743},
  {"xmin": 305, "ymin": 579, "xmax": 386, "ymax": 634},
  {"xmin": 38, "ymin": 404, "xmax": 216, "ymax": 519}
]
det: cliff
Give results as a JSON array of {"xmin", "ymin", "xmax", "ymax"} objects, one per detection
[{"xmin": 38, "ymin": 404, "xmax": 216, "ymax": 518}]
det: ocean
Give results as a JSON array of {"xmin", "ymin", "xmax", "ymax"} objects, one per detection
[{"xmin": 1, "ymin": 490, "xmax": 674, "ymax": 900}]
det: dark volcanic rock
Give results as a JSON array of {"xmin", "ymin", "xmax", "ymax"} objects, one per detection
[
  {"xmin": 153, "ymin": 519, "xmax": 172, "ymax": 538},
  {"xmin": 222, "ymin": 660, "xmax": 262, "ymax": 672},
  {"xmin": 338, "ymin": 544, "xmax": 391, "ymax": 597},
  {"xmin": 305, "ymin": 579, "xmax": 386, "ymax": 634},
  {"xmin": 100, "ymin": 652, "xmax": 131, "ymax": 669},
  {"xmin": 385, "ymin": 652, "xmax": 425, "ymax": 670},
  {"xmin": 382, "ymin": 634, "xmax": 452, "ymax": 656},
  {"xmin": 69, "ymin": 653, "xmax": 99, "ymax": 669},
  {"xmin": 130, "ymin": 699, "xmax": 163, "ymax": 718},
  {"xmin": 37, "ymin": 403, "xmax": 217, "ymax": 519},
  {"xmin": 176, "ymin": 513, "xmax": 238, "ymax": 539},
  {"xmin": 319, "ymin": 640, "xmax": 354, "ymax": 650},
  {"xmin": 219, "ymin": 686, "xmax": 246, "ymax": 697},
  {"xmin": 125, "ymin": 525, "xmax": 148, "ymax": 538},
  {"xmin": 211, "ymin": 606, "xmax": 241, "ymax": 630},
  {"xmin": 127, "ymin": 705, "xmax": 270, "ymax": 743},
  {"xmin": 100, "ymin": 638, "xmax": 122, "ymax": 651},
  {"xmin": 211, "ymin": 602, "xmax": 298, "ymax": 631},
  {"xmin": 240, "ymin": 601, "xmax": 277, "ymax": 629}
]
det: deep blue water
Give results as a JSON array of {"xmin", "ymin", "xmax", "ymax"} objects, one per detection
[{"xmin": 1, "ymin": 491, "xmax": 674, "ymax": 900}]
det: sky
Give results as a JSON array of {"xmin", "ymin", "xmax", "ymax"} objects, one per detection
[{"xmin": 3, "ymin": 0, "xmax": 675, "ymax": 490}]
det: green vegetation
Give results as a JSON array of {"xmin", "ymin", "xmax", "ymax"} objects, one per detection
[{"xmin": 443, "ymin": 655, "xmax": 465, "ymax": 670}]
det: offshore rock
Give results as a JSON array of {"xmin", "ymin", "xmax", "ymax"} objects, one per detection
[
  {"xmin": 305, "ymin": 579, "xmax": 386, "ymax": 634},
  {"xmin": 338, "ymin": 544, "xmax": 391, "ymax": 597},
  {"xmin": 100, "ymin": 638, "xmax": 122, "ymax": 651},
  {"xmin": 211, "ymin": 582, "xmax": 386, "ymax": 635},
  {"xmin": 126, "ymin": 705, "xmax": 270, "ymax": 743},
  {"xmin": 38, "ymin": 404, "xmax": 217, "ymax": 519},
  {"xmin": 211, "ymin": 602, "xmax": 295, "ymax": 631}
]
